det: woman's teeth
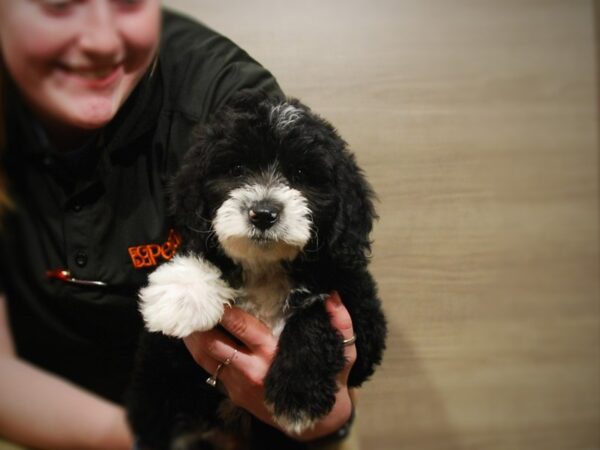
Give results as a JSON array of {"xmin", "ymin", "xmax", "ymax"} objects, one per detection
[{"xmin": 76, "ymin": 68, "xmax": 115, "ymax": 79}]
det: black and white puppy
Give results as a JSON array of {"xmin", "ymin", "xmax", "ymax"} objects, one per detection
[{"xmin": 127, "ymin": 91, "xmax": 387, "ymax": 450}]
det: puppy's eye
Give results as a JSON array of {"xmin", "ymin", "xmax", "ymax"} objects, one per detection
[
  {"xmin": 291, "ymin": 167, "xmax": 306, "ymax": 182},
  {"xmin": 229, "ymin": 165, "xmax": 245, "ymax": 178}
]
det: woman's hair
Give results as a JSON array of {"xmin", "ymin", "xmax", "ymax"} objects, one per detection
[{"xmin": 0, "ymin": 60, "xmax": 13, "ymax": 217}]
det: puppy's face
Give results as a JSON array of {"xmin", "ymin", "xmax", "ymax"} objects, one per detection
[
  {"xmin": 211, "ymin": 165, "xmax": 312, "ymax": 265},
  {"xmin": 175, "ymin": 93, "xmax": 374, "ymax": 270},
  {"xmin": 198, "ymin": 101, "xmax": 337, "ymax": 266}
]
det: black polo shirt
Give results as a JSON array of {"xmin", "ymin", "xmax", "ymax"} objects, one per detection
[{"xmin": 0, "ymin": 8, "xmax": 282, "ymax": 404}]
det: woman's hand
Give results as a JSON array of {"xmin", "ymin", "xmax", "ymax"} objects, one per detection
[{"xmin": 183, "ymin": 291, "xmax": 356, "ymax": 442}]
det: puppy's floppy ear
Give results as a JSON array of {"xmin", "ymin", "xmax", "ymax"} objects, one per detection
[{"xmin": 328, "ymin": 145, "xmax": 378, "ymax": 271}]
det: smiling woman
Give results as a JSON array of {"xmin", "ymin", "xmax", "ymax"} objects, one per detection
[{"xmin": 0, "ymin": 0, "xmax": 160, "ymax": 149}]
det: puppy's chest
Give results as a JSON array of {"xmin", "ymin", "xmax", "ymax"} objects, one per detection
[{"xmin": 234, "ymin": 266, "xmax": 292, "ymax": 337}]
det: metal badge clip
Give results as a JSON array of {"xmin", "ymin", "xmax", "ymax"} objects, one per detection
[{"xmin": 46, "ymin": 269, "xmax": 107, "ymax": 287}]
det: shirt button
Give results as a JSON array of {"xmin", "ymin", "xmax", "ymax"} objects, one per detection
[{"xmin": 75, "ymin": 251, "xmax": 88, "ymax": 268}]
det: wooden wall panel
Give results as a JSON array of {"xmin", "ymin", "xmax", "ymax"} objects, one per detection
[{"xmin": 169, "ymin": 1, "xmax": 600, "ymax": 448}]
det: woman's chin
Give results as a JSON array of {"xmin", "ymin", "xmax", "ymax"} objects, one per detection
[{"xmin": 67, "ymin": 101, "xmax": 118, "ymax": 130}]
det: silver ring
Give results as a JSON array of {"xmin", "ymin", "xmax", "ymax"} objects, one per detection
[
  {"xmin": 343, "ymin": 334, "xmax": 357, "ymax": 346},
  {"xmin": 223, "ymin": 349, "xmax": 238, "ymax": 366},
  {"xmin": 205, "ymin": 362, "xmax": 225, "ymax": 387}
]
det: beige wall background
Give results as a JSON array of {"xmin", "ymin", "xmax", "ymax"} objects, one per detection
[{"xmin": 168, "ymin": 1, "xmax": 599, "ymax": 449}]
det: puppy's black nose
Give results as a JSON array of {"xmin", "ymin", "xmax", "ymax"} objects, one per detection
[{"xmin": 248, "ymin": 202, "xmax": 281, "ymax": 230}]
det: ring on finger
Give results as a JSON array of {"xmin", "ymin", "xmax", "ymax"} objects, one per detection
[
  {"xmin": 223, "ymin": 348, "xmax": 238, "ymax": 366},
  {"xmin": 205, "ymin": 362, "xmax": 225, "ymax": 387},
  {"xmin": 343, "ymin": 334, "xmax": 357, "ymax": 346}
]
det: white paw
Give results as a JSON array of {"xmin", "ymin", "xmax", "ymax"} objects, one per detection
[
  {"xmin": 271, "ymin": 409, "xmax": 318, "ymax": 435},
  {"xmin": 138, "ymin": 254, "xmax": 237, "ymax": 338}
]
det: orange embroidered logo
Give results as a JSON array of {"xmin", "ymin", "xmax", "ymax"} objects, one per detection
[{"xmin": 128, "ymin": 229, "xmax": 182, "ymax": 269}]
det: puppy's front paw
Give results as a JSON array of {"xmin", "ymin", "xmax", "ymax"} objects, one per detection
[
  {"xmin": 270, "ymin": 409, "xmax": 319, "ymax": 435},
  {"xmin": 264, "ymin": 373, "xmax": 336, "ymax": 436},
  {"xmin": 139, "ymin": 254, "xmax": 237, "ymax": 338}
]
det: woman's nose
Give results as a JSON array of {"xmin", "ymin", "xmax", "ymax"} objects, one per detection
[{"xmin": 78, "ymin": 1, "xmax": 122, "ymax": 60}]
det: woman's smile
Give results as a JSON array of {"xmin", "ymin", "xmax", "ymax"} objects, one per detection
[{"xmin": 55, "ymin": 62, "xmax": 123, "ymax": 89}]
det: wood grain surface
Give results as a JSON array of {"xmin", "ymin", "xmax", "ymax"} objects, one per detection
[{"xmin": 169, "ymin": 1, "xmax": 600, "ymax": 449}]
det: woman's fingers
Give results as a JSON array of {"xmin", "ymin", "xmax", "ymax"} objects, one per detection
[
  {"xmin": 183, "ymin": 320, "xmax": 274, "ymax": 392},
  {"xmin": 184, "ymin": 328, "xmax": 244, "ymax": 370},
  {"xmin": 219, "ymin": 306, "xmax": 276, "ymax": 357},
  {"xmin": 187, "ymin": 297, "xmax": 355, "ymax": 384},
  {"xmin": 184, "ymin": 305, "xmax": 276, "ymax": 368},
  {"xmin": 325, "ymin": 291, "xmax": 357, "ymax": 381},
  {"xmin": 182, "ymin": 296, "xmax": 357, "ymax": 440}
]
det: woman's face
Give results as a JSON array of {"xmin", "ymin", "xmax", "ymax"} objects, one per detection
[{"xmin": 0, "ymin": 0, "xmax": 161, "ymax": 133}]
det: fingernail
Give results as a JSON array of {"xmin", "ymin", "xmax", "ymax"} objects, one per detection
[{"xmin": 329, "ymin": 291, "xmax": 342, "ymax": 307}]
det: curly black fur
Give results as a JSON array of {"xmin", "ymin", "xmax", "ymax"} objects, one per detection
[{"xmin": 126, "ymin": 90, "xmax": 387, "ymax": 450}]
